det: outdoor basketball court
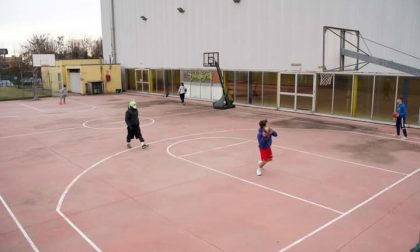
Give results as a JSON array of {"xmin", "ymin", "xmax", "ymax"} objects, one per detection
[{"xmin": 0, "ymin": 93, "xmax": 419, "ymax": 252}]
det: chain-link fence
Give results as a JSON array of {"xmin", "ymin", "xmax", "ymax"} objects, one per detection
[{"xmin": 0, "ymin": 69, "xmax": 52, "ymax": 101}]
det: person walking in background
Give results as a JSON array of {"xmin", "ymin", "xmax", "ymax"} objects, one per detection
[
  {"xmin": 178, "ymin": 82, "xmax": 187, "ymax": 105},
  {"xmin": 59, "ymin": 85, "xmax": 68, "ymax": 105},
  {"xmin": 125, "ymin": 100, "xmax": 149, "ymax": 149},
  {"xmin": 395, "ymin": 97, "xmax": 408, "ymax": 140}
]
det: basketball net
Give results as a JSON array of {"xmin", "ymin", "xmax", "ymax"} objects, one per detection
[{"xmin": 320, "ymin": 73, "xmax": 333, "ymax": 86}]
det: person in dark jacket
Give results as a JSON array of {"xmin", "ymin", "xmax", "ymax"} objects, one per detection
[
  {"xmin": 395, "ymin": 97, "xmax": 408, "ymax": 140},
  {"xmin": 256, "ymin": 119, "xmax": 277, "ymax": 176},
  {"xmin": 125, "ymin": 100, "xmax": 149, "ymax": 149}
]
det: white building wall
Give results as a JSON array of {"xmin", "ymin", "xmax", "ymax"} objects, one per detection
[{"xmin": 101, "ymin": 0, "xmax": 420, "ymax": 74}]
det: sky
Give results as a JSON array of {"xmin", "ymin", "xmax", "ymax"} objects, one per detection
[{"xmin": 0, "ymin": 0, "xmax": 102, "ymax": 55}]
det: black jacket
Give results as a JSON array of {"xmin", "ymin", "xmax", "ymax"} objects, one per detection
[{"xmin": 125, "ymin": 108, "xmax": 139, "ymax": 128}]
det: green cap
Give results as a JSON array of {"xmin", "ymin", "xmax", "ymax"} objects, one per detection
[{"xmin": 129, "ymin": 100, "xmax": 137, "ymax": 109}]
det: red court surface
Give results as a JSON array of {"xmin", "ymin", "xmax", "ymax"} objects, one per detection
[{"xmin": 0, "ymin": 93, "xmax": 419, "ymax": 252}]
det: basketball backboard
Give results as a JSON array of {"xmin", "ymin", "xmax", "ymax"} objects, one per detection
[
  {"xmin": 203, "ymin": 52, "xmax": 219, "ymax": 67},
  {"xmin": 322, "ymin": 26, "xmax": 363, "ymax": 72},
  {"xmin": 32, "ymin": 54, "xmax": 56, "ymax": 67}
]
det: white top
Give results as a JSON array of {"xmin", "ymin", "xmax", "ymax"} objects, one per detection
[
  {"xmin": 178, "ymin": 86, "xmax": 186, "ymax": 94},
  {"xmin": 60, "ymin": 87, "xmax": 68, "ymax": 96}
]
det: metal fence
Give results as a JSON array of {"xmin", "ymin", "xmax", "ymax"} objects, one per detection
[{"xmin": 0, "ymin": 70, "xmax": 52, "ymax": 101}]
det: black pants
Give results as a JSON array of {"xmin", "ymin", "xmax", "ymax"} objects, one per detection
[
  {"xmin": 396, "ymin": 116, "xmax": 408, "ymax": 137},
  {"xmin": 127, "ymin": 125, "xmax": 144, "ymax": 142},
  {"xmin": 180, "ymin": 93, "xmax": 185, "ymax": 103}
]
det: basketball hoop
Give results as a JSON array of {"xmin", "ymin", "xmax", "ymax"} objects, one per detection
[
  {"xmin": 203, "ymin": 52, "xmax": 219, "ymax": 67},
  {"xmin": 320, "ymin": 73, "xmax": 333, "ymax": 86}
]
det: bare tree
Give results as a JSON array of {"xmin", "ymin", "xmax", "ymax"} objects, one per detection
[
  {"xmin": 54, "ymin": 36, "xmax": 66, "ymax": 59},
  {"xmin": 91, "ymin": 38, "xmax": 103, "ymax": 59},
  {"xmin": 67, "ymin": 38, "xmax": 90, "ymax": 59},
  {"xmin": 20, "ymin": 33, "xmax": 103, "ymax": 61},
  {"xmin": 20, "ymin": 34, "xmax": 55, "ymax": 64}
]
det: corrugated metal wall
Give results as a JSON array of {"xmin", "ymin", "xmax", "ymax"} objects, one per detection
[{"xmin": 101, "ymin": 0, "xmax": 420, "ymax": 73}]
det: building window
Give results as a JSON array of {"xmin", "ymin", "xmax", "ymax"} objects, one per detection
[
  {"xmin": 224, "ymin": 71, "xmax": 235, "ymax": 101},
  {"xmin": 316, "ymin": 74, "xmax": 333, "ymax": 114},
  {"xmin": 155, "ymin": 70, "xmax": 164, "ymax": 94},
  {"xmin": 296, "ymin": 96, "xmax": 312, "ymax": 111},
  {"xmin": 372, "ymin": 76, "xmax": 396, "ymax": 122},
  {"xmin": 280, "ymin": 74, "xmax": 295, "ymax": 93},
  {"xmin": 297, "ymin": 74, "xmax": 313, "ymax": 94},
  {"xmin": 333, "ymin": 74, "xmax": 353, "ymax": 116},
  {"xmin": 398, "ymin": 77, "xmax": 420, "ymax": 125},
  {"xmin": 250, "ymin": 72, "xmax": 262, "ymax": 105},
  {"xmin": 263, "ymin": 72, "xmax": 277, "ymax": 107},
  {"xmin": 353, "ymin": 75, "xmax": 374, "ymax": 119},
  {"xmin": 280, "ymin": 94, "xmax": 294, "ymax": 109},
  {"xmin": 235, "ymin": 71, "xmax": 248, "ymax": 104}
]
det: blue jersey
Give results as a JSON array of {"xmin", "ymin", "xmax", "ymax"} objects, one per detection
[
  {"xmin": 257, "ymin": 128, "xmax": 278, "ymax": 149},
  {"xmin": 397, "ymin": 103, "xmax": 407, "ymax": 117}
]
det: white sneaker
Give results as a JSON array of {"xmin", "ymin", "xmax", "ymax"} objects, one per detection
[
  {"xmin": 401, "ymin": 136, "xmax": 408, "ymax": 140},
  {"xmin": 256, "ymin": 167, "xmax": 262, "ymax": 176},
  {"xmin": 141, "ymin": 142, "xmax": 149, "ymax": 149}
]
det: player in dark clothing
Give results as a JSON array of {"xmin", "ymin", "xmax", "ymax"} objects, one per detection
[
  {"xmin": 395, "ymin": 97, "xmax": 408, "ymax": 140},
  {"xmin": 125, "ymin": 100, "xmax": 149, "ymax": 149}
]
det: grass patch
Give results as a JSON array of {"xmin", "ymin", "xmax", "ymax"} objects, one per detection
[{"xmin": 0, "ymin": 87, "xmax": 51, "ymax": 101}]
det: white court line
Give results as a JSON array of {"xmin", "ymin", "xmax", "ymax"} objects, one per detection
[
  {"xmin": 278, "ymin": 167, "xmax": 420, "ymax": 252},
  {"xmin": 82, "ymin": 117, "xmax": 155, "ymax": 130},
  {"xmin": 20, "ymin": 99, "xmax": 96, "ymax": 114},
  {"xmin": 56, "ymin": 128, "xmax": 255, "ymax": 252},
  {"xmin": 377, "ymin": 132, "xmax": 420, "ymax": 141},
  {"xmin": 0, "ymin": 108, "xmax": 211, "ymax": 139},
  {"xmin": 0, "ymin": 126, "xmax": 82, "ymax": 139},
  {"xmin": 0, "ymin": 115, "xmax": 19, "ymax": 119},
  {"xmin": 67, "ymin": 99, "xmax": 97, "ymax": 110},
  {"xmin": 167, "ymin": 137, "xmax": 343, "ymax": 215},
  {"xmin": 349, "ymin": 131, "xmax": 420, "ymax": 144},
  {"xmin": 81, "ymin": 109, "xmax": 212, "ymax": 131},
  {"xmin": 0, "ymin": 195, "xmax": 40, "ymax": 252},
  {"xmin": 179, "ymin": 139, "xmax": 251, "ymax": 158},
  {"xmin": 19, "ymin": 103, "xmax": 45, "ymax": 113},
  {"xmin": 272, "ymin": 144, "xmax": 408, "ymax": 176},
  {"xmin": 54, "ymin": 126, "xmax": 420, "ymax": 250},
  {"xmin": 150, "ymin": 108, "xmax": 214, "ymax": 119}
]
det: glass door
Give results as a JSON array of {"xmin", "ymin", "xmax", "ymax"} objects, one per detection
[
  {"xmin": 296, "ymin": 74, "xmax": 315, "ymax": 111},
  {"xmin": 279, "ymin": 73, "xmax": 315, "ymax": 112},
  {"xmin": 142, "ymin": 70, "xmax": 149, "ymax": 93}
]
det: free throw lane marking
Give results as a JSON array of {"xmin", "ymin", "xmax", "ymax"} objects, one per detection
[
  {"xmin": 272, "ymin": 144, "xmax": 408, "ymax": 176},
  {"xmin": 349, "ymin": 131, "xmax": 420, "ymax": 145},
  {"xmin": 0, "ymin": 195, "xmax": 40, "ymax": 252},
  {"xmin": 0, "ymin": 126, "xmax": 83, "ymax": 139},
  {"xmin": 278, "ymin": 167, "xmax": 420, "ymax": 252},
  {"xmin": 167, "ymin": 137, "xmax": 343, "ymax": 215},
  {"xmin": 56, "ymin": 128, "xmax": 255, "ymax": 251},
  {"xmin": 179, "ymin": 138, "xmax": 251, "ymax": 158},
  {"xmin": 19, "ymin": 103, "xmax": 44, "ymax": 113},
  {"xmin": 82, "ymin": 117, "xmax": 155, "ymax": 130}
]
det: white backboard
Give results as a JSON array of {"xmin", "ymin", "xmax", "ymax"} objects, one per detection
[
  {"xmin": 32, "ymin": 54, "xmax": 56, "ymax": 67},
  {"xmin": 324, "ymin": 27, "xmax": 361, "ymax": 72}
]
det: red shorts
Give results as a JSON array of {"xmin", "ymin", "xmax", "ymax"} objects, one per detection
[{"xmin": 259, "ymin": 148, "xmax": 273, "ymax": 161}]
